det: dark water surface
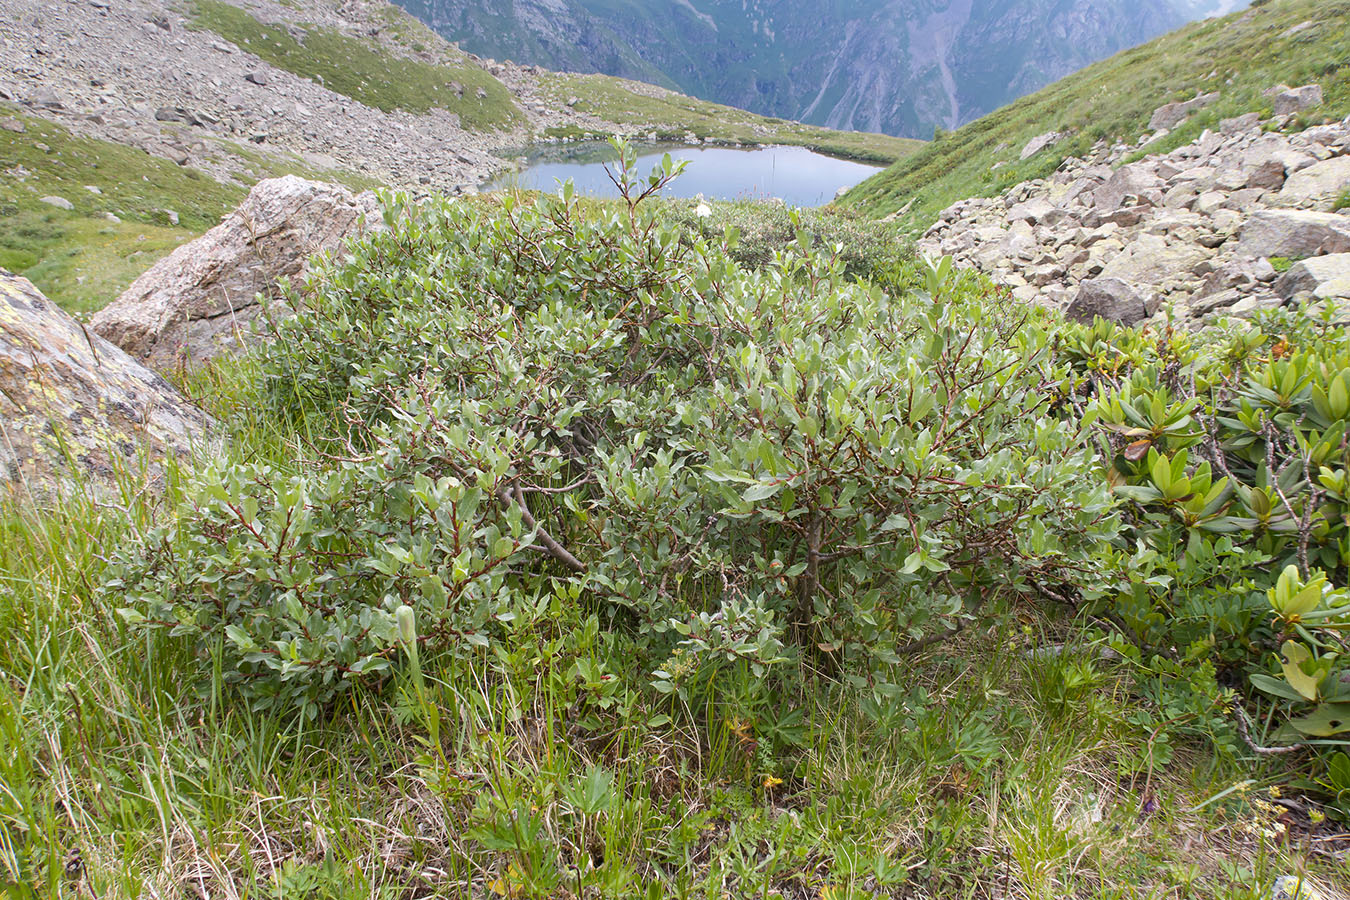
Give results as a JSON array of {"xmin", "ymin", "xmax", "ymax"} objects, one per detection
[{"xmin": 486, "ymin": 142, "xmax": 882, "ymax": 207}]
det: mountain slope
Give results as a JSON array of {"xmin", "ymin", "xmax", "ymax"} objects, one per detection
[
  {"xmin": 394, "ymin": 0, "xmax": 1248, "ymax": 138},
  {"xmin": 1, "ymin": 0, "xmax": 916, "ymax": 313},
  {"xmin": 841, "ymin": 0, "xmax": 1350, "ymax": 230}
]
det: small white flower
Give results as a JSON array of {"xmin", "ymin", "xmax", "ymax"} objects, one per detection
[{"xmin": 694, "ymin": 202, "xmax": 712, "ymax": 218}]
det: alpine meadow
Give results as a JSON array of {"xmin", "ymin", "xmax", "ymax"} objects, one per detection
[{"xmin": 3, "ymin": 0, "xmax": 1350, "ymax": 897}]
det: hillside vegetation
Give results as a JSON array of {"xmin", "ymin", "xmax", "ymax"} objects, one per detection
[
  {"xmin": 187, "ymin": 0, "xmax": 523, "ymax": 130},
  {"xmin": 535, "ymin": 74, "xmax": 923, "ymax": 164},
  {"xmin": 5, "ymin": 150, "xmax": 1349, "ymax": 896},
  {"xmin": 843, "ymin": 0, "xmax": 1350, "ymax": 232},
  {"xmin": 0, "ymin": 104, "xmax": 381, "ymax": 314}
]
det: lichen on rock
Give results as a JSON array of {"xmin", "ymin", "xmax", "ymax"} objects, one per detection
[{"xmin": 0, "ymin": 271, "xmax": 212, "ymax": 495}]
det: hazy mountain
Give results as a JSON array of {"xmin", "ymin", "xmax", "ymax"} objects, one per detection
[{"xmin": 394, "ymin": 0, "xmax": 1249, "ymax": 138}]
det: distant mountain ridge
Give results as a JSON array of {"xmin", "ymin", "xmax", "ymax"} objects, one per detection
[{"xmin": 393, "ymin": 0, "xmax": 1248, "ymax": 138}]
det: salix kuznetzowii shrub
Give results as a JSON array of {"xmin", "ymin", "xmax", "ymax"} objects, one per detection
[{"xmin": 110, "ymin": 144, "xmax": 1121, "ymax": 717}]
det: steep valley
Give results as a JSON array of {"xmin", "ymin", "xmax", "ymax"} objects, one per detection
[{"xmin": 394, "ymin": 0, "xmax": 1250, "ymax": 138}]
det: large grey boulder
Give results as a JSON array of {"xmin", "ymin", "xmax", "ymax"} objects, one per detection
[
  {"xmin": 1007, "ymin": 197, "xmax": 1059, "ymax": 225},
  {"xmin": 1065, "ymin": 277, "xmax": 1153, "ymax": 325},
  {"xmin": 1093, "ymin": 164, "xmax": 1164, "ymax": 212},
  {"xmin": 1236, "ymin": 209, "xmax": 1350, "ymax": 257},
  {"xmin": 1020, "ymin": 131, "xmax": 1062, "ymax": 160},
  {"xmin": 1273, "ymin": 157, "xmax": 1350, "ymax": 210},
  {"xmin": 1099, "ymin": 233, "xmax": 1206, "ymax": 287},
  {"xmin": 1, "ymin": 272, "xmax": 211, "ymax": 494},
  {"xmin": 1272, "ymin": 84, "xmax": 1323, "ymax": 117},
  {"xmin": 1148, "ymin": 92, "xmax": 1219, "ymax": 132},
  {"xmin": 91, "ymin": 176, "xmax": 381, "ymax": 372},
  {"xmin": 1275, "ymin": 254, "xmax": 1350, "ymax": 300}
]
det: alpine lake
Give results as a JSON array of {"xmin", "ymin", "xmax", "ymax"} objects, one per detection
[{"xmin": 484, "ymin": 141, "xmax": 883, "ymax": 207}]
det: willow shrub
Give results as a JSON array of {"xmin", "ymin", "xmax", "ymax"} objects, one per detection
[{"xmin": 110, "ymin": 150, "xmax": 1120, "ymax": 716}]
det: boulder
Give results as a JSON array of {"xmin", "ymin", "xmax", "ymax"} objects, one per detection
[
  {"xmin": 1236, "ymin": 209, "xmax": 1350, "ymax": 257},
  {"xmin": 0, "ymin": 272, "xmax": 211, "ymax": 493},
  {"xmin": 1246, "ymin": 159, "xmax": 1287, "ymax": 191},
  {"xmin": 1273, "ymin": 157, "xmax": 1350, "ymax": 210},
  {"xmin": 1220, "ymin": 113, "xmax": 1260, "ymax": 135},
  {"xmin": 1192, "ymin": 288, "xmax": 1245, "ymax": 315},
  {"xmin": 1274, "ymin": 254, "xmax": 1350, "ymax": 300},
  {"xmin": 1272, "ymin": 84, "xmax": 1323, "ymax": 117},
  {"xmin": 1148, "ymin": 92, "xmax": 1219, "ymax": 131},
  {"xmin": 1020, "ymin": 131, "xmax": 1062, "ymax": 160},
  {"xmin": 40, "ymin": 196, "xmax": 73, "ymax": 211},
  {"xmin": 91, "ymin": 176, "xmax": 381, "ymax": 371},
  {"xmin": 1099, "ymin": 233, "xmax": 1206, "ymax": 287},
  {"xmin": 154, "ymin": 106, "xmax": 203, "ymax": 126},
  {"xmin": 1007, "ymin": 197, "xmax": 1058, "ymax": 225},
  {"xmin": 1193, "ymin": 191, "xmax": 1227, "ymax": 217},
  {"xmin": 1195, "ymin": 257, "xmax": 1277, "ymax": 299},
  {"xmin": 1093, "ymin": 164, "xmax": 1164, "ymax": 212},
  {"xmin": 1065, "ymin": 277, "xmax": 1153, "ymax": 325}
]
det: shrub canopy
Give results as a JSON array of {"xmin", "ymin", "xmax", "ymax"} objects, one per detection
[{"xmin": 112, "ymin": 169, "xmax": 1121, "ymax": 715}]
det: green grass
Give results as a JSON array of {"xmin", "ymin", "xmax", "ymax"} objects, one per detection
[
  {"xmin": 0, "ymin": 106, "xmax": 392, "ymax": 315},
  {"xmin": 0, "ymin": 481, "xmax": 1330, "ymax": 898},
  {"xmin": 0, "ymin": 108, "xmax": 245, "ymax": 231},
  {"xmin": 536, "ymin": 73, "xmax": 924, "ymax": 165},
  {"xmin": 0, "ymin": 107, "xmax": 245, "ymax": 314},
  {"xmin": 187, "ymin": 0, "xmax": 521, "ymax": 131},
  {"xmin": 0, "ymin": 213, "xmax": 197, "ymax": 318},
  {"xmin": 843, "ymin": 0, "xmax": 1350, "ymax": 231}
]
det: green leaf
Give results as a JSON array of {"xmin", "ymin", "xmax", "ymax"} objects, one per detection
[
  {"xmin": 1278, "ymin": 640, "xmax": 1323, "ymax": 701},
  {"xmin": 742, "ymin": 481, "xmax": 783, "ymax": 503},
  {"xmin": 1250, "ymin": 672, "xmax": 1307, "ymax": 703},
  {"xmin": 1287, "ymin": 703, "xmax": 1350, "ymax": 737},
  {"xmin": 1150, "ymin": 453, "xmax": 1173, "ymax": 493},
  {"xmin": 573, "ymin": 765, "xmax": 616, "ymax": 815},
  {"xmin": 1269, "ymin": 565, "xmax": 1323, "ymax": 620},
  {"xmin": 225, "ymin": 624, "xmax": 256, "ymax": 651}
]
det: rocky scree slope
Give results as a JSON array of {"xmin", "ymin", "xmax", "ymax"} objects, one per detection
[
  {"xmin": 919, "ymin": 97, "xmax": 1350, "ymax": 326},
  {"xmin": 395, "ymin": 0, "xmax": 1245, "ymax": 139},
  {"xmin": 845, "ymin": 0, "xmax": 1350, "ymax": 231},
  {"xmin": 0, "ymin": 0, "xmax": 911, "ymax": 195},
  {"xmin": 2, "ymin": 0, "xmax": 569, "ymax": 196}
]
